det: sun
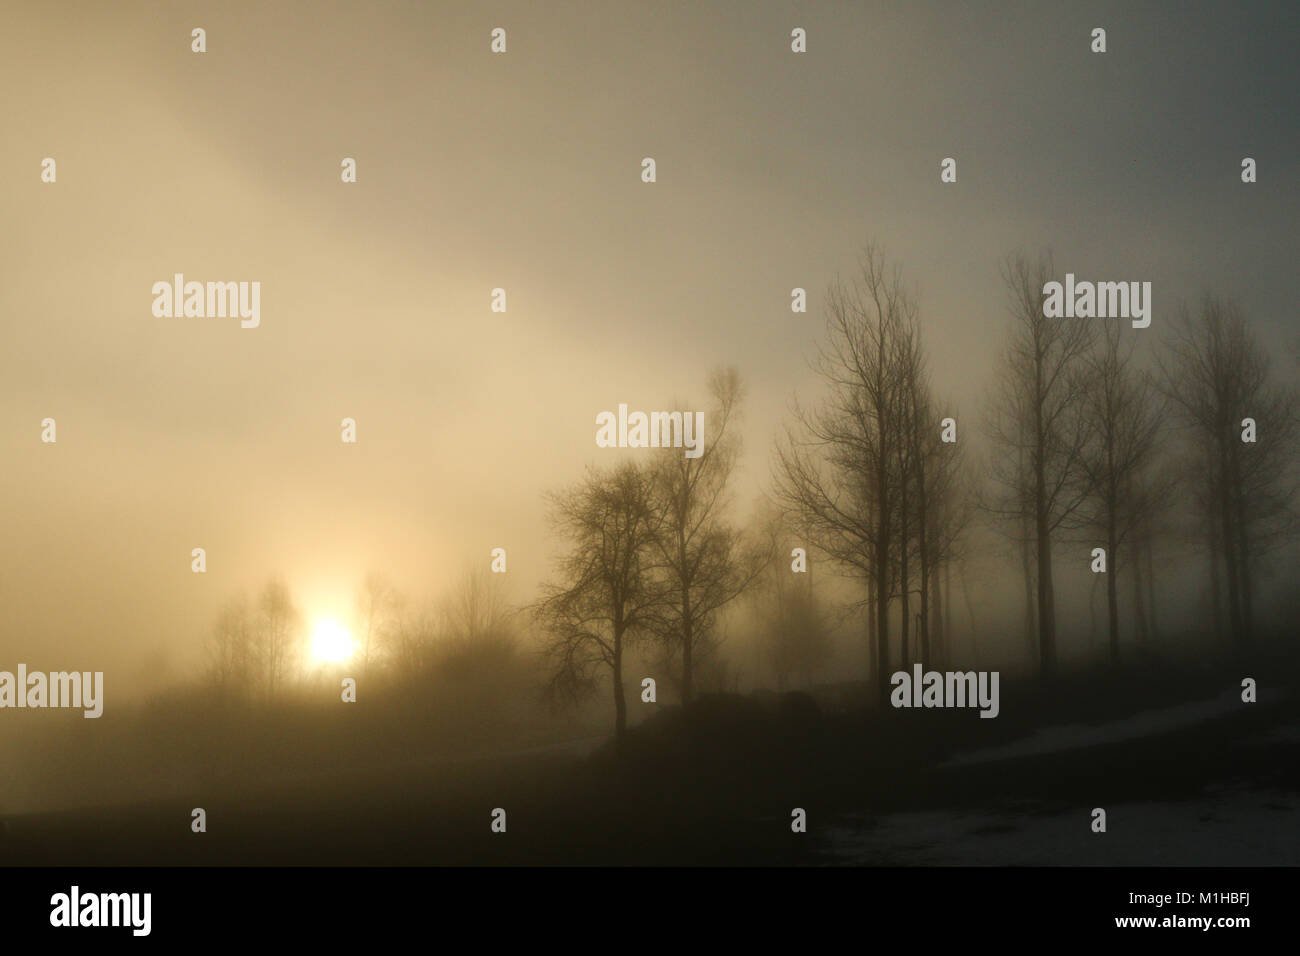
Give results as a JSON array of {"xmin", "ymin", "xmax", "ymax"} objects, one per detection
[{"xmin": 310, "ymin": 618, "xmax": 354, "ymax": 664}]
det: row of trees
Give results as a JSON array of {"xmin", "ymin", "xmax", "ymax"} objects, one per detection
[
  {"xmin": 535, "ymin": 244, "xmax": 1297, "ymax": 738},
  {"xmin": 1162, "ymin": 298, "xmax": 1297, "ymax": 648},
  {"xmin": 206, "ymin": 243, "xmax": 1295, "ymax": 739},
  {"xmin": 985, "ymin": 254, "xmax": 1296, "ymax": 673},
  {"xmin": 774, "ymin": 245, "xmax": 972, "ymax": 702}
]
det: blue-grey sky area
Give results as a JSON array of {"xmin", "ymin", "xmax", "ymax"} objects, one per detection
[{"xmin": 1, "ymin": 1, "xmax": 1295, "ymax": 688}]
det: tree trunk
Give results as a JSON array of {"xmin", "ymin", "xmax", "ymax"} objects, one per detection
[
  {"xmin": 960, "ymin": 564, "xmax": 981, "ymax": 668},
  {"xmin": 1034, "ymin": 359, "xmax": 1052, "ymax": 676},
  {"xmin": 1036, "ymin": 505, "xmax": 1056, "ymax": 676},
  {"xmin": 1106, "ymin": 518, "xmax": 1119, "ymax": 666},
  {"xmin": 1088, "ymin": 568, "xmax": 1100, "ymax": 650},
  {"xmin": 681, "ymin": 614, "xmax": 694, "ymax": 704},
  {"xmin": 931, "ymin": 549, "xmax": 943, "ymax": 669},
  {"xmin": 1143, "ymin": 532, "xmax": 1159, "ymax": 642},
  {"xmin": 1219, "ymin": 447, "xmax": 1243, "ymax": 646},
  {"xmin": 613, "ymin": 625, "xmax": 627, "ymax": 746},
  {"xmin": 946, "ymin": 548, "xmax": 956, "ymax": 660},
  {"xmin": 875, "ymin": 526, "xmax": 891, "ymax": 704},
  {"xmin": 867, "ymin": 582, "xmax": 878, "ymax": 684},
  {"xmin": 917, "ymin": 456, "xmax": 931, "ymax": 666},
  {"xmin": 1232, "ymin": 468, "xmax": 1254, "ymax": 646},
  {"xmin": 875, "ymin": 545, "xmax": 890, "ymax": 702},
  {"xmin": 676, "ymin": 517, "xmax": 695, "ymax": 703},
  {"xmin": 875, "ymin": 442, "xmax": 892, "ymax": 703},
  {"xmin": 1020, "ymin": 520, "xmax": 1035, "ymax": 659},
  {"xmin": 1208, "ymin": 510, "xmax": 1224, "ymax": 643},
  {"xmin": 898, "ymin": 442, "xmax": 910, "ymax": 671},
  {"xmin": 1132, "ymin": 540, "xmax": 1149, "ymax": 645}
]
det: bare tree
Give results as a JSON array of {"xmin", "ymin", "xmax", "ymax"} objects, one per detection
[
  {"xmin": 984, "ymin": 252, "xmax": 1096, "ymax": 677},
  {"xmin": 1160, "ymin": 296, "xmax": 1298, "ymax": 648},
  {"xmin": 1077, "ymin": 322, "xmax": 1166, "ymax": 664},
  {"xmin": 649, "ymin": 367, "xmax": 765, "ymax": 703},
  {"xmin": 774, "ymin": 244, "xmax": 919, "ymax": 703},
  {"xmin": 923, "ymin": 399, "xmax": 974, "ymax": 668},
  {"xmin": 982, "ymin": 392, "xmax": 1040, "ymax": 660},
  {"xmin": 891, "ymin": 312, "xmax": 970, "ymax": 669},
  {"xmin": 355, "ymin": 572, "xmax": 402, "ymax": 674},
  {"xmin": 255, "ymin": 576, "xmax": 301, "ymax": 700},
  {"xmin": 388, "ymin": 605, "xmax": 439, "ymax": 677},
  {"xmin": 893, "ymin": 318, "xmax": 921, "ymax": 669},
  {"xmin": 534, "ymin": 462, "xmax": 664, "ymax": 746},
  {"xmin": 207, "ymin": 596, "xmax": 254, "ymax": 695},
  {"xmin": 441, "ymin": 565, "xmax": 514, "ymax": 646}
]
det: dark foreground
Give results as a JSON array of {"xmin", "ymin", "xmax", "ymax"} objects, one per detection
[{"xmin": 2, "ymin": 660, "xmax": 1298, "ymax": 866}]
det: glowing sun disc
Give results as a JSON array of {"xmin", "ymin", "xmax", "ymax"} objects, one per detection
[{"xmin": 311, "ymin": 619, "xmax": 354, "ymax": 664}]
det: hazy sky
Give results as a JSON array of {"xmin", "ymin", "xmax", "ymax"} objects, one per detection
[{"xmin": 2, "ymin": 1, "xmax": 1296, "ymax": 689}]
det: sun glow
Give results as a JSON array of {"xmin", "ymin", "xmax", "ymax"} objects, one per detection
[{"xmin": 311, "ymin": 618, "xmax": 354, "ymax": 664}]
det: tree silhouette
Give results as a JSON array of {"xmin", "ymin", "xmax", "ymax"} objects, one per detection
[
  {"xmin": 775, "ymin": 244, "xmax": 919, "ymax": 702},
  {"xmin": 648, "ymin": 367, "xmax": 765, "ymax": 703},
  {"xmin": 535, "ymin": 462, "xmax": 664, "ymax": 745},
  {"xmin": 1160, "ymin": 296, "xmax": 1298, "ymax": 648},
  {"xmin": 984, "ymin": 252, "xmax": 1096, "ymax": 677}
]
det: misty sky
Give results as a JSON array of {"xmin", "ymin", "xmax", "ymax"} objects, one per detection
[{"xmin": 1, "ymin": 1, "xmax": 1296, "ymax": 691}]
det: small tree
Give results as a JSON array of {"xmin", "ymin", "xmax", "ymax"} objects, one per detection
[
  {"xmin": 774, "ymin": 244, "xmax": 916, "ymax": 703},
  {"xmin": 984, "ymin": 252, "xmax": 1096, "ymax": 677},
  {"xmin": 649, "ymin": 367, "xmax": 765, "ymax": 703},
  {"xmin": 1160, "ymin": 296, "xmax": 1298, "ymax": 647},
  {"xmin": 535, "ymin": 462, "xmax": 664, "ymax": 745},
  {"xmin": 1077, "ymin": 322, "xmax": 1166, "ymax": 664},
  {"xmin": 255, "ymin": 576, "xmax": 301, "ymax": 701},
  {"xmin": 355, "ymin": 572, "xmax": 402, "ymax": 675},
  {"xmin": 207, "ymin": 596, "xmax": 254, "ymax": 697}
]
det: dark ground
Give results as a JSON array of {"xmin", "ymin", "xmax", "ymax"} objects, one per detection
[{"xmin": 2, "ymin": 655, "xmax": 1297, "ymax": 866}]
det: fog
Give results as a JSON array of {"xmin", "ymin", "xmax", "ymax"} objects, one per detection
[{"xmin": 0, "ymin": 1, "xmax": 1297, "ymax": 864}]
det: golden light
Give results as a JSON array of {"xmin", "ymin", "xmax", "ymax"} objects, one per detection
[{"xmin": 310, "ymin": 618, "xmax": 354, "ymax": 664}]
